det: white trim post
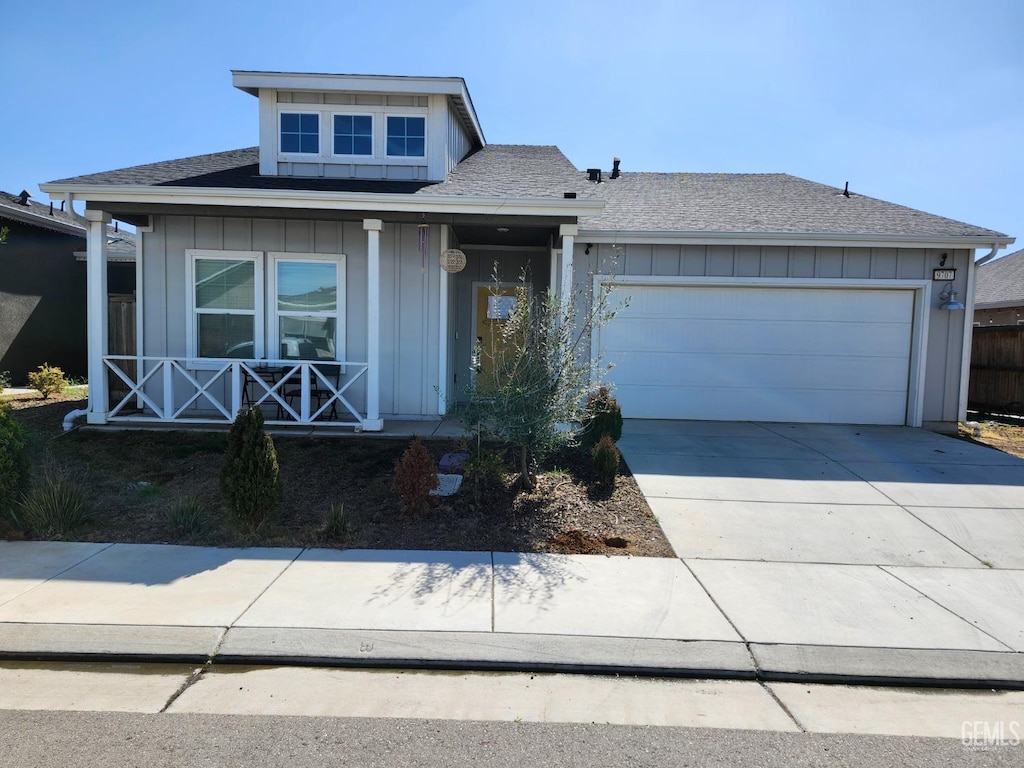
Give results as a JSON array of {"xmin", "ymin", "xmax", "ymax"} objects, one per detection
[
  {"xmin": 559, "ymin": 224, "xmax": 577, "ymax": 313},
  {"xmin": 134, "ymin": 223, "xmax": 152, "ymax": 410},
  {"xmin": 85, "ymin": 210, "xmax": 111, "ymax": 424},
  {"xmin": 437, "ymin": 225, "xmax": 450, "ymax": 416},
  {"xmin": 363, "ymin": 218, "xmax": 384, "ymax": 431}
]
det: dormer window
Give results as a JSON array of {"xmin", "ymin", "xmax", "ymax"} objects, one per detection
[
  {"xmin": 386, "ymin": 116, "xmax": 426, "ymax": 157},
  {"xmin": 280, "ymin": 113, "xmax": 319, "ymax": 154},
  {"xmin": 333, "ymin": 114, "xmax": 373, "ymax": 156}
]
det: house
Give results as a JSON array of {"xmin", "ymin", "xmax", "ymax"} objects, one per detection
[
  {"xmin": 973, "ymin": 247, "xmax": 1024, "ymax": 326},
  {"xmin": 39, "ymin": 71, "xmax": 1014, "ymax": 434},
  {"xmin": 0, "ymin": 190, "xmax": 135, "ymax": 384}
]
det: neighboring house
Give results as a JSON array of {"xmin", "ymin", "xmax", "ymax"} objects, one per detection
[
  {"xmin": 974, "ymin": 248, "xmax": 1024, "ymax": 326},
  {"xmin": 0, "ymin": 190, "xmax": 135, "ymax": 384},
  {"xmin": 39, "ymin": 71, "xmax": 1014, "ymax": 434}
]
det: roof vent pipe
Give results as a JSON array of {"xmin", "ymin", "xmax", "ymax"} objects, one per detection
[
  {"xmin": 843, "ymin": 181, "xmax": 850, "ymax": 198},
  {"xmin": 49, "ymin": 202, "xmax": 53, "ymax": 215},
  {"xmin": 16, "ymin": 190, "xmax": 30, "ymax": 205},
  {"xmin": 610, "ymin": 157, "xmax": 621, "ymax": 179},
  {"xmin": 587, "ymin": 168, "xmax": 602, "ymax": 183}
]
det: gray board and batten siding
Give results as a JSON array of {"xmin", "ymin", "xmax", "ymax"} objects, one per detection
[
  {"xmin": 573, "ymin": 243, "xmax": 973, "ymax": 429},
  {"xmin": 142, "ymin": 215, "xmax": 445, "ymax": 419}
]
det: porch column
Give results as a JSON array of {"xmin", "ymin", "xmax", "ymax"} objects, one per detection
[
  {"xmin": 363, "ymin": 218, "xmax": 384, "ymax": 431},
  {"xmin": 85, "ymin": 209, "xmax": 111, "ymax": 424},
  {"xmin": 559, "ymin": 224, "xmax": 578, "ymax": 313},
  {"xmin": 437, "ymin": 225, "xmax": 450, "ymax": 416}
]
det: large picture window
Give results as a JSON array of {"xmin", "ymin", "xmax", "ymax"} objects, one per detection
[
  {"xmin": 269, "ymin": 253, "xmax": 346, "ymax": 362},
  {"xmin": 187, "ymin": 250, "xmax": 263, "ymax": 361}
]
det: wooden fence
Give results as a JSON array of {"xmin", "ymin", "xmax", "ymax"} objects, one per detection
[
  {"xmin": 108, "ymin": 294, "xmax": 135, "ymax": 406},
  {"xmin": 969, "ymin": 326, "xmax": 1024, "ymax": 414}
]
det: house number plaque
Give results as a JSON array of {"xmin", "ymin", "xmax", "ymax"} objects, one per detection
[{"xmin": 933, "ymin": 269, "xmax": 956, "ymax": 281}]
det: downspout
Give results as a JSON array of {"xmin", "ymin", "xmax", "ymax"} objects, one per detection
[
  {"xmin": 974, "ymin": 243, "xmax": 1002, "ymax": 267},
  {"xmin": 63, "ymin": 407, "xmax": 88, "ymax": 432}
]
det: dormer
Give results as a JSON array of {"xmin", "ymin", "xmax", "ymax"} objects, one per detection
[{"xmin": 232, "ymin": 71, "xmax": 485, "ymax": 182}]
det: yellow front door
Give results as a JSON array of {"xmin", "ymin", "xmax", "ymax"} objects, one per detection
[{"xmin": 474, "ymin": 284, "xmax": 526, "ymax": 391}]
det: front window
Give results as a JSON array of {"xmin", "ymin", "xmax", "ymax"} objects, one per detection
[
  {"xmin": 280, "ymin": 112, "xmax": 319, "ymax": 154},
  {"xmin": 386, "ymin": 116, "xmax": 425, "ymax": 157},
  {"xmin": 333, "ymin": 114, "xmax": 373, "ymax": 156},
  {"xmin": 189, "ymin": 253, "xmax": 262, "ymax": 359},
  {"xmin": 273, "ymin": 258, "xmax": 343, "ymax": 361}
]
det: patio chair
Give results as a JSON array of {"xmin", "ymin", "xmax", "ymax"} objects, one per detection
[{"xmin": 284, "ymin": 362, "xmax": 342, "ymax": 421}]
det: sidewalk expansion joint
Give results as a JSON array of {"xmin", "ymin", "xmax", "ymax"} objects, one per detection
[{"xmin": 159, "ymin": 627, "xmax": 227, "ymax": 713}]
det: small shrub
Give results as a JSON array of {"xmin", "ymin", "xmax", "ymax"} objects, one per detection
[
  {"xmin": 20, "ymin": 463, "xmax": 93, "ymax": 537},
  {"xmin": 592, "ymin": 434, "xmax": 620, "ymax": 491},
  {"xmin": 0, "ymin": 370, "xmax": 11, "ymax": 394},
  {"xmin": 0, "ymin": 402, "xmax": 29, "ymax": 517},
  {"xmin": 166, "ymin": 496, "xmax": 209, "ymax": 539},
  {"xmin": 463, "ymin": 448, "xmax": 507, "ymax": 505},
  {"xmin": 393, "ymin": 437, "xmax": 438, "ymax": 514},
  {"xmin": 27, "ymin": 364, "xmax": 68, "ymax": 399},
  {"xmin": 220, "ymin": 407, "xmax": 283, "ymax": 533},
  {"xmin": 582, "ymin": 387, "xmax": 623, "ymax": 447},
  {"xmin": 321, "ymin": 502, "xmax": 349, "ymax": 540}
]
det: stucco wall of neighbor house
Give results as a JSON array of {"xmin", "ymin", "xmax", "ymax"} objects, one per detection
[
  {"xmin": 974, "ymin": 307, "xmax": 1024, "ymax": 326},
  {"xmin": 142, "ymin": 215, "xmax": 443, "ymax": 418},
  {"xmin": 0, "ymin": 222, "xmax": 88, "ymax": 384},
  {"xmin": 573, "ymin": 243, "xmax": 973, "ymax": 429}
]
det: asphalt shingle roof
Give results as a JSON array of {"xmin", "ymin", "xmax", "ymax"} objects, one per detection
[
  {"xmin": 45, "ymin": 145, "xmax": 1007, "ymax": 240},
  {"xmin": 975, "ymin": 248, "xmax": 1024, "ymax": 306},
  {"xmin": 0, "ymin": 190, "xmax": 135, "ymax": 256}
]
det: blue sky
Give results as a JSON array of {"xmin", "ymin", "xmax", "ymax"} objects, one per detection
[{"xmin": 2, "ymin": 0, "xmax": 1020, "ymax": 252}]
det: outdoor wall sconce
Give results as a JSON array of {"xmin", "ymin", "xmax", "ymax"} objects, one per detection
[{"xmin": 939, "ymin": 282, "xmax": 965, "ymax": 311}]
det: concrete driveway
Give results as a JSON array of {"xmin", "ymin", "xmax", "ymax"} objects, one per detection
[{"xmin": 618, "ymin": 420, "xmax": 1024, "ymax": 679}]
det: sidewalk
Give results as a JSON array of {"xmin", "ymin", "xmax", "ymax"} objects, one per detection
[{"xmin": 1, "ymin": 540, "xmax": 1021, "ymax": 688}]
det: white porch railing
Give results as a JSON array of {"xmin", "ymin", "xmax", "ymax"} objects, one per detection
[{"xmin": 102, "ymin": 356, "xmax": 369, "ymax": 428}]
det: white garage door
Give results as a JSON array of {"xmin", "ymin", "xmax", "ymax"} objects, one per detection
[{"xmin": 597, "ymin": 284, "xmax": 915, "ymax": 424}]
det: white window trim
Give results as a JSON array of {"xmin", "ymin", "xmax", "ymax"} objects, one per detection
[
  {"xmin": 268, "ymin": 252, "xmax": 347, "ymax": 363},
  {"xmin": 385, "ymin": 113, "xmax": 427, "ymax": 159},
  {"xmin": 278, "ymin": 110, "xmax": 321, "ymax": 156},
  {"xmin": 185, "ymin": 249, "xmax": 264, "ymax": 367},
  {"xmin": 330, "ymin": 111, "xmax": 374, "ymax": 158}
]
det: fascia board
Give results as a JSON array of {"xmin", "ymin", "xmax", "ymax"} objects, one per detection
[
  {"xmin": 577, "ymin": 230, "xmax": 1015, "ymax": 249},
  {"xmin": 974, "ymin": 299, "xmax": 1024, "ymax": 310},
  {"xmin": 232, "ymin": 71, "xmax": 468, "ymax": 97},
  {"xmin": 40, "ymin": 183, "xmax": 605, "ymax": 218}
]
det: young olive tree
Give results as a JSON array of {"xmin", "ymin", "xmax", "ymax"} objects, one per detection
[{"xmin": 459, "ymin": 263, "xmax": 623, "ymax": 490}]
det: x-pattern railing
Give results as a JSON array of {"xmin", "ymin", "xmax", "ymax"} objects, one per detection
[{"xmin": 103, "ymin": 356, "xmax": 368, "ymax": 427}]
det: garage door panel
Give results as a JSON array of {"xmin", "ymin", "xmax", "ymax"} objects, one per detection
[
  {"xmin": 609, "ymin": 352, "xmax": 910, "ymax": 390},
  {"xmin": 612, "ymin": 286, "xmax": 911, "ymax": 323},
  {"xmin": 617, "ymin": 384, "xmax": 908, "ymax": 424},
  {"xmin": 599, "ymin": 285, "xmax": 915, "ymax": 425},
  {"xmin": 601, "ymin": 318, "xmax": 911, "ymax": 357}
]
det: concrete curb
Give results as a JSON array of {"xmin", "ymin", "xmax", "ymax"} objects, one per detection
[
  {"xmin": 0, "ymin": 622, "xmax": 222, "ymax": 663},
  {"xmin": 751, "ymin": 643, "xmax": 1024, "ymax": 690},
  {"xmin": 3, "ymin": 622, "xmax": 1022, "ymax": 690},
  {"xmin": 216, "ymin": 628, "xmax": 755, "ymax": 678}
]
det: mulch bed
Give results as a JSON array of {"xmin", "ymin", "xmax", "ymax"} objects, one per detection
[{"xmin": 2, "ymin": 395, "xmax": 674, "ymax": 557}]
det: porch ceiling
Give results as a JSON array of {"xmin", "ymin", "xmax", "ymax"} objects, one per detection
[{"xmin": 452, "ymin": 224, "xmax": 554, "ymax": 248}]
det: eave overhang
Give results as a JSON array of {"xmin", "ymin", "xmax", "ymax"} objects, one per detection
[
  {"xmin": 40, "ymin": 182, "xmax": 605, "ymax": 219},
  {"xmin": 578, "ymin": 229, "xmax": 1015, "ymax": 250}
]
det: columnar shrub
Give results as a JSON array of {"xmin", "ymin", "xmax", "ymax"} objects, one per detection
[
  {"xmin": 27, "ymin": 364, "xmax": 68, "ymax": 399},
  {"xmin": 582, "ymin": 387, "xmax": 623, "ymax": 447},
  {"xmin": 393, "ymin": 437, "xmax": 438, "ymax": 514},
  {"xmin": 592, "ymin": 434, "xmax": 620, "ymax": 491},
  {"xmin": 0, "ymin": 402, "xmax": 29, "ymax": 517},
  {"xmin": 220, "ymin": 407, "xmax": 282, "ymax": 533}
]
